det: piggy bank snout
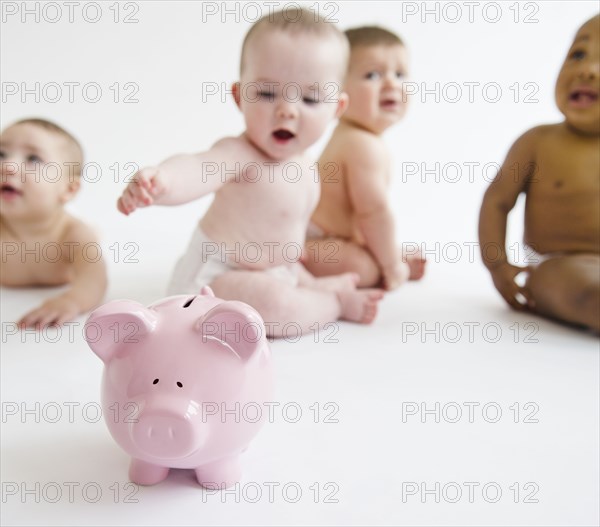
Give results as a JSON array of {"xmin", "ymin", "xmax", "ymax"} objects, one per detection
[{"xmin": 131, "ymin": 402, "xmax": 205, "ymax": 460}]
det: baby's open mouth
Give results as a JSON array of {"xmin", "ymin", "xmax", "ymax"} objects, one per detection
[
  {"xmin": 569, "ymin": 87, "xmax": 598, "ymax": 106},
  {"xmin": 381, "ymin": 98, "xmax": 398, "ymax": 106},
  {"xmin": 1, "ymin": 184, "xmax": 22, "ymax": 197},
  {"xmin": 272, "ymin": 129, "xmax": 295, "ymax": 143}
]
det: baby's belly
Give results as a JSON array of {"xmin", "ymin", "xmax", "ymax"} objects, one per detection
[
  {"xmin": 524, "ymin": 198, "xmax": 600, "ymax": 254},
  {"xmin": 200, "ymin": 218, "xmax": 304, "ymax": 270}
]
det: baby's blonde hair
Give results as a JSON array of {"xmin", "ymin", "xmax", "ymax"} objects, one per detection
[
  {"xmin": 344, "ymin": 26, "xmax": 404, "ymax": 50},
  {"xmin": 239, "ymin": 7, "xmax": 349, "ymax": 78},
  {"xmin": 9, "ymin": 118, "xmax": 84, "ymax": 177}
]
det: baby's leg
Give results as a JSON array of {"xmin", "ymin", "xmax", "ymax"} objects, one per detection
[
  {"xmin": 526, "ymin": 254, "xmax": 599, "ymax": 331},
  {"xmin": 304, "ymin": 238, "xmax": 381, "ymax": 288},
  {"xmin": 398, "ymin": 246, "xmax": 426, "ymax": 280},
  {"xmin": 209, "ymin": 270, "xmax": 383, "ymax": 338},
  {"xmin": 295, "ymin": 262, "xmax": 360, "ymax": 292}
]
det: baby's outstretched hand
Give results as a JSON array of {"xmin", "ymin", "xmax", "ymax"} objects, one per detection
[
  {"xmin": 117, "ymin": 166, "xmax": 166, "ymax": 215},
  {"xmin": 490, "ymin": 263, "xmax": 534, "ymax": 311},
  {"xmin": 18, "ymin": 295, "xmax": 81, "ymax": 329}
]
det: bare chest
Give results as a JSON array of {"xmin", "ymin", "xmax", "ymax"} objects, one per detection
[
  {"xmin": 528, "ymin": 140, "xmax": 599, "ymax": 198},
  {"xmin": 226, "ymin": 161, "xmax": 318, "ymax": 220},
  {"xmin": 523, "ymin": 133, "xmax": 600, "ymax": 252}
]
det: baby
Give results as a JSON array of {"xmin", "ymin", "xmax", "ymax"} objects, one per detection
[
  {"xmin": 479, "ymin": 14, "xmax": 599, "ymax": 331},
  {"xmin": 117, "ymin": 9, "xmax": 384, "ymax": 337},
  {"xmin": 0, "ymin": 118, "xmax": 107, "ymax": 328},
  {"xmin": 304, "ymin": 26, "xmax": 426, "ymax": 290}
]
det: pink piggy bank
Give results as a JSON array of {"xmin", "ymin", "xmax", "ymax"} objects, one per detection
[{"xmin": 84, "ymin": 287, "xmax": 273, "ymax": 489}]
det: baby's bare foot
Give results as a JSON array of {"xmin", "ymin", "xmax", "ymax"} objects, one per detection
[
  {"xmin": 336, "ymin": 288, "xmax": 384, "ymax": 324},
  {"xmin": 314, "ymin": 272, "xmax": 360, "ymax": 293},
  {"xmin": 405, "ymin": 255, "xmax": 426, "ymax": 280}
]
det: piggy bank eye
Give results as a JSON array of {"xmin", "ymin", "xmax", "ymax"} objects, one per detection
[
  {"xmin": 153, "ymin": 378, "xmax": 159, "ymax": 385},
  {"xmin": 177, "ymin": 382, "xmax": 183, "ymax": 388}
]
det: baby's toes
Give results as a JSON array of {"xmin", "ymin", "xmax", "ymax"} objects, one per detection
[
  {"xmin": 361, "ymin": 302, "xmax": 378, "ymax": 324},
  {"xmin": 367, "ymin": 289, "xmax": 384, "ymax": 301},
  {"xmin": 362, "ymin": 289, "xmax": 384, "ymax": 323}
]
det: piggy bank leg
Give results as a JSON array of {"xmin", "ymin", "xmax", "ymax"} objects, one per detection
[
  {"xmin": 195, "ymin": 456, "xmax": 241, "ymax": 489},
  {"xmin": 129, "ymin": 458, "xmax": 170, "ymax": 485}
]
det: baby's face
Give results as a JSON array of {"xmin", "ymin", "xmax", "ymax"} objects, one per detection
[
  {"xmin": 235, "ymin": 30, "xmax": 347, "ymax": 160},
  {"xmin": 0, "ymin": 123, "xmax": 79, "ymax": 220},
  {"xmin": 341, "ymin": 44, "xmax": 409, "ymax": 134},
  {"xmin": 555, "ymin": 17, "xmax": 600, "ymax": 134}
]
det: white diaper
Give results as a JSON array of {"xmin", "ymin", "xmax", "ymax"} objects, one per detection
[
  {"xmin": 167, "ymin": 227, "xmax": 298, "ymax": 295},
  {"xmin": 522, "ymin": 245, "xmax": 556, "ymax": 267}
]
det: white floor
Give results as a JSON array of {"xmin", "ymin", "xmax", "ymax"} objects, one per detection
[{"xmin": 2, "ymin": 254, "xmax": 598, "ymax": 527}]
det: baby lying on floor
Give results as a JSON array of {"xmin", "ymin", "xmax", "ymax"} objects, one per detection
[{"xmin": 1, "ymin": 118, "xmax": 107, "ymax": 328}]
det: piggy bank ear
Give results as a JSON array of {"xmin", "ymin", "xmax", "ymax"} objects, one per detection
[
  {"xmin": 196, "ymin": 301, "xmax": 264, "ymax": 361},
  {"xmin": 84, "ymin": 300, "xmax": 158, "ymax": 363},
  {"xmin": 199, "ymin": 286, "xmax": 215, "ymax": 297}
]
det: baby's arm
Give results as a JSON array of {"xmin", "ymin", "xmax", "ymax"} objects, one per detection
[
  {"xmin": 118, "ymin": 137, "xmax": 244, "ymax": 214},
  {"xmin": 478, "ymin": 129, "xmax": 537, "ymax": 310},
  {"xmin": 346, "ymin": 136, "xmax": 405, "ymax": 289},
  {"xmin": 18, "ymin": 222, "xmax": 108, "ymax": 328}
]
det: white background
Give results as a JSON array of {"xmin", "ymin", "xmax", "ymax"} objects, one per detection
[{"xmin": 1, "ymin": 1, "xmax": 599, "ymax": 526}]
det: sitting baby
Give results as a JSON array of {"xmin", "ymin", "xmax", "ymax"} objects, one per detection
[{"xmin": 479, "ymin": 15, "xmax": 599, "ymax": 332}]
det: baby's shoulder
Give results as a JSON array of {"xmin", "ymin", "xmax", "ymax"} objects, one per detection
[
  {"xmin": 504, "ymin": 125, "xmax": 551, "ymax": 159},
  {"xmin": 211, "ymin": 135, "xmax": 244, "ymax": 150},
  {"xmin": 515, "ymin": 123, "xmax": 562, "ymax": 146},
  {"xmin": 60, "ymin": 215, "xmax": 99, "ymax": 245},
  {"xmin": 335, "ymin": 126, "xmax": 386, "ymax": 159},
  {"xmin": 338, "ymin": 125, "xmax": 383, "ymax": 146},
  {"xmin": 210, "ymin": 134, "xmax": 260, "ymax": 162},
  {"xmin": 510, "ymin": 124, "xmax": 578, "ymax": 163}
]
